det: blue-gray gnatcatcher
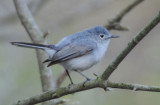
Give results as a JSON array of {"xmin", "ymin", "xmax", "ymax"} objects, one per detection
[{"xmin": 11, "ymin": 26, "xmax": 119, "ymax": 84}]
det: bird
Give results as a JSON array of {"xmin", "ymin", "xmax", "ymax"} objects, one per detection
[{"xmin": 11, "ymin": 26, "xmax": 119, "ymax": 85}]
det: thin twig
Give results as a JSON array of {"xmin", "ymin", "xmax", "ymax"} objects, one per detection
[
  {"xmin": 107, "ymin": 81, "xmax": 160, "ymax": 92},
  {"xmin": 105, "ymin": 0, "xmax": 144, "ymax": 30},
  {"xmin": 56, "ymin": 70, "xmax": 67, "ymax": 87}
]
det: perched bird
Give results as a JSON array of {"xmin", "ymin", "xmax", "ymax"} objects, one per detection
[{"xmin": 11, "ymin": 26, "xmax": 119, "ymax": 84}]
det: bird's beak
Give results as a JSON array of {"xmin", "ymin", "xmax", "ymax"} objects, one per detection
[{"xmin": 109, "ymin": 35, "xmax": 120, "ymax": 38}]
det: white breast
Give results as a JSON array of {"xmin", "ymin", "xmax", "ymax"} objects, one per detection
[
  {"xmin": 94, "ymin": 42, "xmax": 109, "ymax": 62},
  {"xmin": 60, "ymin": 40, "xmax": 110, "ymax": 72},
  {"xmin": 60, "ymin": 53, "xmax": 98, "ymax": 71}
]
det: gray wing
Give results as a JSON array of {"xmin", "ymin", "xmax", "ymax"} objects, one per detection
[{"xmin": 47, "ymin": 41, "xmax": 96, "ymax": 67}]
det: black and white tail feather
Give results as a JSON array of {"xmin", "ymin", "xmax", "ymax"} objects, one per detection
[{"xmin": 11, "ymin": 42, "xmax": 56, "ymax": 59}]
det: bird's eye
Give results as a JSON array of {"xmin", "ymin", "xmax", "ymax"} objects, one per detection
[{"xmin": 99, "ymin": 34, "xmax": 104, "ymax": 38}]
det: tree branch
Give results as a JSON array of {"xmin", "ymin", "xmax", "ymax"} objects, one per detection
[
  {"xmin": 13, "ymin": 79, "xmax": 160, "ymax": 105},
  {"xmin": 13, "ymin": 10, "xmax": 160, "ymax": 105},
  {"xmin": 13, "ymin": 0, "xmax": 55, "ymax": 104},
  {"xmin": 105, "ymin": 0, "xmax": 144, "ymax": 31},
  {"xmin": 55, "ymin": 0, "xmax": 144, "ymax": 87},
  {"xmin": 107, "ymin": 81, "xmax": 160, "ymax": 92},
  {"xmin": 101, "ymin": 11, "xmax": 160, "ymax": 80}
]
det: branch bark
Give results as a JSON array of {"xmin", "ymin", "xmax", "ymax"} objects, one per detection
[
  {"xmin": 13, "ymin": 10, "xmax": 160, "ymax": 105},
  {"xmin": 13, "ymin": 80, "xmax": 160, "ymax": 105},
  {"xmin": 13, "ymin": 0, "xmax": 55, "ymax": 104}
]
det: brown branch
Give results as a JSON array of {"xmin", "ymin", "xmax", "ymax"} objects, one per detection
[
  {"xmin": 105, "ymin": 0, "xmax": 144, "ymax": 30},
  {"xmin": 13, "ymin": 0, "xmax": 55, "ymax": 104},
  {"xmin": 56, "ymin": 70, "xmax": 67, "ymax": 87}
]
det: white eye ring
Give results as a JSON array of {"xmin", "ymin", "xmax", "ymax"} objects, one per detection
[{"xmin": 99, "ymin": 34, "xmax": 104, "ymax": 38}]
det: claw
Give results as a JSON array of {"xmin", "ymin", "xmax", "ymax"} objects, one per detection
[
  {"xmin": 68, "ymin": 83, "xmax": 74, "ymax": 88},
  {"xmin": 82, "ymin": 78, "xmax": 91, "ymax": 87}
]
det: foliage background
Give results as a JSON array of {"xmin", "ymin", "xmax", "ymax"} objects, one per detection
[{"xmin": 0, "ymin": 0, "xmax": 160, "ymax": 105}]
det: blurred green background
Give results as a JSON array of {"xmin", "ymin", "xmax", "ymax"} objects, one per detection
[{"xmin": 0, "ymin": 0, "xmax": 160, "ymax": 105}]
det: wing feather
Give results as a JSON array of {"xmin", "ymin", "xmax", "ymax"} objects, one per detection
[{"xmin": 47, "ymin": 43, "xmax": 95, "ymax": 67}]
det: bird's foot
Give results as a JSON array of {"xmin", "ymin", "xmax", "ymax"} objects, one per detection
[
  {"xmin": 83, "ymin": 78, "xmax": 91, "ymax": 87},
  {"xmin": 68, "ymin": 83, "xmax": 74, "ymax": 88}
]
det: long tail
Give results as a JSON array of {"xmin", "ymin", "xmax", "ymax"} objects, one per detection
[
  {"xmin": 11, "ymin": 42, "xmax": 56, "ymax": 57},
  {"xmin": 11, "ymin": 42, "xmax": 52, "ymax": 49}
]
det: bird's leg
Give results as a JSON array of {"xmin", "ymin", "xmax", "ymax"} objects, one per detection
[
  {"xmin": 65, "ymin": 69, "xmax": 74, "ymax": 86},
  {"xmin": 74, "ymin": 70, "xmax": 91, "ymax": 86}
]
